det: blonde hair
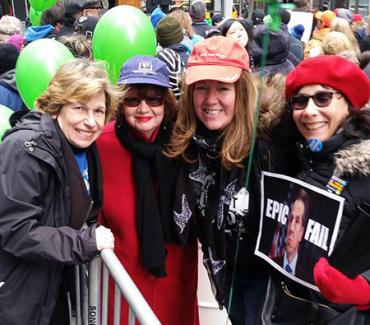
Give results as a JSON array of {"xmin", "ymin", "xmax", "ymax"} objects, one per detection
[
  {"xmin": 330, "ymin": 17, "xmax": 360, "ymax": 53},
  {"xmin": 321, "ymin": 31, "xmax": 352, "ymax": 55},
  {"xmin": 58, "ymin": 33, "xmax": 93, "ymax": 59},
  {"xmin": 169, "ymin": 9, "xmax": 194, "ymax": 39},
  {"xmin": 0, "ymin": 15, "xmax": 23, "ymax": 42},
  {"xmin": 36, "ymin": 58, "xmax": 120, "ymax": 122},
  {"xmin": 166, "ymin": 71, "xmax": 259, "ymax": 170}
]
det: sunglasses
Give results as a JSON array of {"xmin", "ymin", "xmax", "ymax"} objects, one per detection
[
  {"xmin": 123, "ymin": 96, "xmax": 164, "ymax": 107},
  {"xmin": 289, "ymin": 91, "xmax": 339, "ymax": 110}
]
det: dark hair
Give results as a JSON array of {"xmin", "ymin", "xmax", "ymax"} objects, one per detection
[
  {"xmin": 359, "ymin": 51, "xmax": 370, "ymax": 69},
  {"xmin": 343, "ymin": 108, "xmax": 370, "ymax": 139},
  {"xmin": 219, "ymin": 18, "xmax": 254, "ymax": 52},
  {"xmin": 118, "ymin": 84, "xmax": 177, "ymax": 122},
  {"xmin": 41, "ymin": 1, "xmax": 64, "ymax": 26},
  {"xmin": 290, "ymin": 187, "xmax": 310, "ymax": 227}
]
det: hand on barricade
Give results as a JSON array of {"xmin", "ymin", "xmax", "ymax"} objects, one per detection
[{"xmin": 95, "ymin": 226, "xmax": 114, "ymax": 251}]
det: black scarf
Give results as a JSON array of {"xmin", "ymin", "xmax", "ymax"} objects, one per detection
[
  {"xmin": 115, "ymin": 119, "xmax": 177, "ymax": 277},
  {"xmin": 173, "ymin": 124, "xmax": 247, "ymax": 306}
]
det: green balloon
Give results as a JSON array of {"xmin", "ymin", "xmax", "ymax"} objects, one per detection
[
  {"xmin": 0, "ymin": 105, "xmax": 13, "ymax": 142},
  {"xmin": 29, "ymin": 7, "xmax": 43, "ymax": 26},
  {"xmin": 92, "ymin": 5, "xmax": 157, "ymax": 84},
  {"xmin": 16, "ymin": 39, "xmax": 74, "ymax": 110},
  {"xmin": 29, "ymin": 0, "xmax": 56, "ymax": 11}
]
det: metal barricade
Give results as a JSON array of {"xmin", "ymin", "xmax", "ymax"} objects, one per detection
[{"xmin": 75, "ymin": 249, "xmax": 161, "ymax": 325}]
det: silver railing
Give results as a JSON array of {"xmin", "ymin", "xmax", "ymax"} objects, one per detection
[{"xmin": 74, "ymin": 249, "xmax": 161, "ymax": 325}]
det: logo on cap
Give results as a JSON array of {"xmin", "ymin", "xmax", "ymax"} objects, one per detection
[{"xmin": 135, "ymin": 60, "xmax": 154, "ymax": 74}]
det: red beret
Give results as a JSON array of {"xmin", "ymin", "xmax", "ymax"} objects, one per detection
[{"xmin": 286, "ymin": 56, "xmax": 370, "ymax": 109}]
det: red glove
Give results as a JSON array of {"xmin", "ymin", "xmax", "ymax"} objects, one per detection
[{"xmin": 314, "ymin": 257, "xmax": 370, "ymax": 310}]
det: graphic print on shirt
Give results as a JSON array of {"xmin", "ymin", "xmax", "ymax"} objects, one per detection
[
  {"xmin": 225, "ymin": 187, "xmax": 249, "ymax": 235},
  {"xmin": 174, "ymin": 194, "xmax": 192, "ymax": 233},
  {"xmin": 203, "ymin": 247, "xmax": 226, "ymax": 275},
  {"xmin": 216, "ymin": 179, "xmax": 237, "ymax": 230},
  {"xmin": 189, "ymin": 156, "xmax": 215, "ymax": 217}
]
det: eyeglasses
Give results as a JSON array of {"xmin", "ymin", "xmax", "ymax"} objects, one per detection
[
  {"xmin": 289, "ymin": 91, "xmax": 339, "ymax": 110},
  {"xmin": 123, "ymin": 96, "xmax": 164, "ymax": 107}
]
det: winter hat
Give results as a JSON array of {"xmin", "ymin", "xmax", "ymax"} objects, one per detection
[
  {"xmin": 156, "ymin": 16, "xmax": 183, "ymax": 47},
  {"xmin": 118, "ymin": 55, "xmax": 169, "ymax": 88},
  {"xmin": 64, "ymin": 0, "xmax": 103, "ymax": 16},
  {"xmin": 212, "ymin": 13, "xmax": 223, "ymax": 26},
  {"xmin": 286, "ymin": 56, "xmax": 370, "ymax": 109},
  {"xmin": 74, "ymin": 15, "xmax": 99, "ymax": 38},
  {"xmin": 321, "ymin": 31, "xmax": 351, "ymax": 55},
  {"xmin": 150, "ymin": 7, "xmax": 166, "ymax": 29},
  {"xmin": 186, "ymin": 36, "xmax": 250, "ymax": 85},
  {"xmin": 335, "ymin": 8, "xmax": 353, "ymax": 23},
  {"xmin": 352, "ymin": 14, "xmax": 363, "ymax": 23},
  {"xmin": 0, "ymin": 43, "xmax": 19, "ymax": 75},
  {"xmin": 189, "ymin": 0, "xmax": 206, "ymax": 20},
  {"xmin": 315, "ymin": 10, "xmax": 336, "ymax": 28},
  {"xmin": 291, "ymin": 24, "xmax": 305, "ymax": 40},
  {"xmin": 252, "ymin": 9, "xmax": 265, "ymax": 25}
]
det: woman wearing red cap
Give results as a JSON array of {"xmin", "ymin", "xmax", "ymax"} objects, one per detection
[
  {"xmin": 166, "ymin": 36, "xmax": 296, "ymax": 325},
  {"xmin": 274, "ymin": 55, "xmax": 370, "ymax": 321}
]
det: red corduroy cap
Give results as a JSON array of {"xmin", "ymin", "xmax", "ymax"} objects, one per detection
[
  {"xmin": 185, "ymin": 36, "xmax": 250, "ymax": 85},
  {"xmin": 286, "ymin": 56, "xmax": 370, "ymax": 109}
]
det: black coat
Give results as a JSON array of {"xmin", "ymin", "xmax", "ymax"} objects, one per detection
[
  {"xmin": 295, "ymin": 133, "xmax": 370, "ymax": 244},
  {"xmin": 0, "ymin": 112, "xmax": 103, "ymax": 325}
]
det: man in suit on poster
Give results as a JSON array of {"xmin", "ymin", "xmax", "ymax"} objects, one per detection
[{"xmin": 273, "ymin": 188, "xmax": 310, "ymax": 278}]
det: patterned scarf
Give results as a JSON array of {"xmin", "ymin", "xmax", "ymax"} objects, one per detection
[{"xmin": 173, "ymin": 125, "xmax": 249, "ymax": 306}]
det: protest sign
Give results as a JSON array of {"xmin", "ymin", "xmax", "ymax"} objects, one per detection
[{"xmin": 255, "ymin": 172, "xmax": 344, "ymax": 290}]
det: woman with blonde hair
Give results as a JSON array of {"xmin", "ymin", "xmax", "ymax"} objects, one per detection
[
  {"xmin": 321, "ymin": 30, "xmax": 352, "ymax": 55},
  {"xmin": 0, "ymin": 58, "xmax": 119, "ymax": 325},
  {"xmin": 330, "ymin": 17, "xmax": 360, "ymax": 53},
  {"xmin": 166, "ymin": 36, "xmax": 296, "ymax": 325}
]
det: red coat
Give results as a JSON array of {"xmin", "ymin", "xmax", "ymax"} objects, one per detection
[{"xmin": 97, "ymin": 122, "xmax": 199, "ymax": 325}]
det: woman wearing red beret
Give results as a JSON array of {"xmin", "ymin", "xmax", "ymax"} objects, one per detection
[{"xmin": 277, "ymin": 55, "xmax": 370, "ymax": 320}]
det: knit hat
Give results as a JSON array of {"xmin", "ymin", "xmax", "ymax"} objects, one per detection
[
  {"xmin": 291, "ymin": 24, "xmax": 305, "ymax": 40},
  {"xmin": 335, "ymin": 8, "xmax": 353, "ymax": 23},
  {"xmin": 186, "ymin": 36, "xmax": 250, "ymax": 85},
  {"xmin": 156, "ymin": 16, "xmax": 183, "ymax": 47},
  {"xmin": 118, "ymin": 55, "xmax": 169, "ymax": 88},
  {"xmin": 286, "ymin": 56, "xmax": 370, "ymax": 109},
  {"xmin": 0, "ymin": 43, "xmax": 19, "ymax": 75},
  {"xmin": 315, "ymin": 10, "xmax": 336, "ymax": 28},
  {"xmin": 352, "ymin": 14, "xmax": 363, "ymax": 23},
  {"xmin": 189, "ymin": 0, "xmax": 206, "ymax": 20},
  {"xmin": 212, "ymin": 13, "xmax": 223, "ymax": 26},
  {"xmin": 150, "ymin": 7, "xmax": 166, "ymax": 29}
]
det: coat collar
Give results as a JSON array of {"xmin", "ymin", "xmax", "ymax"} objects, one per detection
[{"xmin": 334, "ymin": 139, "xmax": 370, "ymax": 178}]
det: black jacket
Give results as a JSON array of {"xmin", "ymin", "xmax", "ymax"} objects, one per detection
[
  {"xmin": 0, "ymin": 112, "xmax": 103, "ymax": 325},
  {"xmin": 296, "ymin": 133, "xmax": 370, "ymax": 244}
]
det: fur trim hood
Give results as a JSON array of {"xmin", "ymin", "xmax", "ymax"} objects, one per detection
[{"xmin": 334, "ymin": 139, "xmax": 370, "ymax": 177}]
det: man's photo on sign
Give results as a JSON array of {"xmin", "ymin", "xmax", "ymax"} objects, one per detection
[{"xmin": 255, "ymin": 172, "xmax": 344, "ymax": 290}]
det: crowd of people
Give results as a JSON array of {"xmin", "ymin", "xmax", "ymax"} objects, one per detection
[{"xmin": 0, "ymin": 1, "xmax": 370, "ymax": 325}]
